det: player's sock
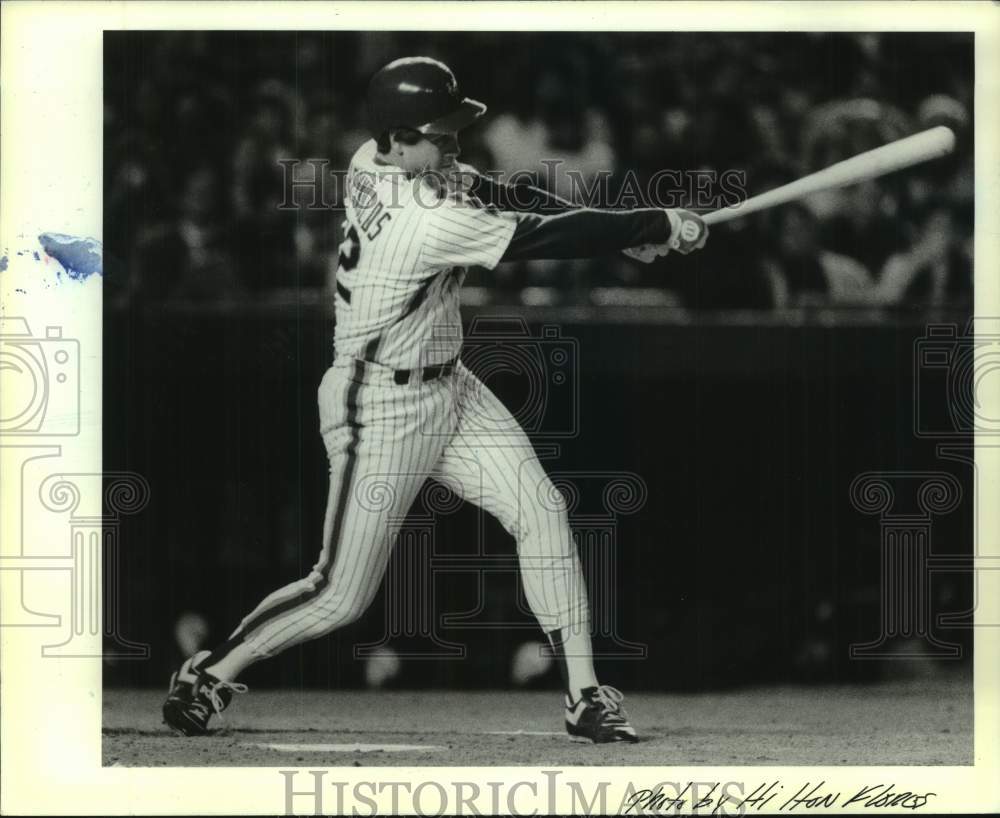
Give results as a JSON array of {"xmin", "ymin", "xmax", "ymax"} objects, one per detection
[
  {"xmin": 547, "ymin": 626, "xmax": 599, "ymax": 702},
  {"xmin": 201, "ymin": 637, "xmax": 258, "ymax": 683}
]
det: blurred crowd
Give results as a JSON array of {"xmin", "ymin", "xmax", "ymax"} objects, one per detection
[{"xmin": 105, "ymin": 31, "xmax": 973, "ymax": 310}]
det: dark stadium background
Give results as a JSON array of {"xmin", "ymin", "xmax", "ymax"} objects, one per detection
[{"xmin": 102, "ymin": 31, "xmax": 974, "ymax": 692}]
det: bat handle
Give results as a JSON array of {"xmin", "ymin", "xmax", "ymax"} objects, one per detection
[{"xmin": 702, "ymin": 208, "xmax": 738, "ymax": 227}]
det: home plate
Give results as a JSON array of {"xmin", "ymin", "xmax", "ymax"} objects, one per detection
[
  {"xmin": 248, "ymin": 742, "xmax": 446, "ymax": 753},
  {"xmin": 483, "ymin": 730, "xmax": 565, "ymax": 736}
]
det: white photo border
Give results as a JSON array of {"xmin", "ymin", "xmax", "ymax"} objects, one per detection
[{"xmin": 1, "ymin": 1, "xmax": 998, "ymax": 814}]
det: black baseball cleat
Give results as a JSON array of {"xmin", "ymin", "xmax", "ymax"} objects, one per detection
[
  {"xmin": 564, "ymin": 685, "xmax": 640, "ymax": 743},
  {"xmin": 162, "ymin": 650, "xmax": 248, "ymax": 736}
]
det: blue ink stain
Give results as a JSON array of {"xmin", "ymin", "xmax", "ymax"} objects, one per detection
[
  {"xmin": 37, "ymin": 233, "xmax": 102, "ymax": 280},
  {"xmin": 0, "ymin": 255, "xmax": 7, "ymax": 272},
  {"xmin": 33, "ymin": 251, "xmax": 40, "ymax": 261}
]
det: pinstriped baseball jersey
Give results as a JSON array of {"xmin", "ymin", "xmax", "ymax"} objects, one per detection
[
  {"xmin": 334, "ymin": 140, "xmax": 517, "ymax": 369},
  {"xmin": 230, "ymin": 359, "xmax": 589, "ymax": 658},
  {"xmin": 200, "ymin": 139, "xmax": 590, "ymax": 688}
]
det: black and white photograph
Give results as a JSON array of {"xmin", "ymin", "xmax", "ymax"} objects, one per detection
[
  {"xmin": 2, "ymin": 2, "xmax": 999, "ymax": 815},
  {"xmin": 102, "ymin": 26, "xmax": 977, "ymax": 763}
]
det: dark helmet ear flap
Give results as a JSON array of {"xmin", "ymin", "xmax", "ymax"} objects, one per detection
[{"xmin": 367, "ymin": 56, "xmax": 486, "ymax": 137}]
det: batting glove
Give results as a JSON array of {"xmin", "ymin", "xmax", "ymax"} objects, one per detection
[
  {"xmin": 622, "ymin": 208, "xmax": 709, "ymax": 264},
  {"xmin": 665, "ymin": 208, "xmax": 709, "ymax": 254}
]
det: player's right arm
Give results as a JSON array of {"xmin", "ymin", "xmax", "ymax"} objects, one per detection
[
  {"xmin": 466, "ymin": 171, "xmax": 578, "ymax": 215},
  {"xmin": 501, "ymin": 207, "xmax": 708, "ymax": 261},
  {"xmin": 420, "ymin": 192, "xmax": 708, "ymax": 273},
  {"xmin": 448, "ymin": 164, "xmax": 706, "ymax": 260}
]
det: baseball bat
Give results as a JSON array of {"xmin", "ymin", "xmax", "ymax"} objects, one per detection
[{"xmin": 702, "ymin": 125, "xmax": 956, "ymax": 226}]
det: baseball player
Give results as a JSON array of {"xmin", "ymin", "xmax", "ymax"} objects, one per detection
[{"xmin": 163, "ymin": 56, "xmax": 708, "ymax": 743}]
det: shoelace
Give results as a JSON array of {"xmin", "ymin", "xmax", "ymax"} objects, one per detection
[
  {"xmin": 592, "ymin": 685, "xmax": 627, "ymax": 718},
  {"xmin": 594, "ymin": 685, "xmax": 625, "ymax": 710},
  {"xmin": 204, "ymin": 680, "xmax": 249, "ymax": 715}
]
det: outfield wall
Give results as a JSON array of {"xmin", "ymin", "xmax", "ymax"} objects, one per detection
[{"xmin": 103, "ymin": 306, "xmax": 975, "ymax": 689}]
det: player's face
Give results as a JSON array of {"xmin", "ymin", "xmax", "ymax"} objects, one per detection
[{"xmin": 389, "ymin": 128, "xmax": 461, "ymax": 175}]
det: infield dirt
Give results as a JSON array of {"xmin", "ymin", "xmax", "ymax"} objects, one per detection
[{"xmin": 104, "ymin": 676, "xmax": 971, "ymax": 767}]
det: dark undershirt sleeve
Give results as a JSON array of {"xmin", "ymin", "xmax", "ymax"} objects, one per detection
[
  {"xmin": 500, "ymin": 209, "xmax": 671, "ymax": 261},
  {"xmin": 467, "ymin": 173, "xmax": 577, "ymax": 215}
]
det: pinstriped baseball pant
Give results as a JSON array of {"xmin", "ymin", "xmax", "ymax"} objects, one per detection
[{"xmin": 226, "ymin": 358, "xmax": 590, "ymax": 660}]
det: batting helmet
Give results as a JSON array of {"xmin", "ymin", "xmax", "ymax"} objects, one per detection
[{"xmin": 366, "ymin": 56, "xmax": 487, "ymax": 137}]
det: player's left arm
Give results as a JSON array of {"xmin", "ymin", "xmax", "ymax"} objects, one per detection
[
  {"xmin": 500, "ymin": 207, "xmax": 708, "ymax": 262},
  {"xmin": 452, "ymin": 164, "xmax": 704, "ymax": 258},
  {"xmin": 420, "ymin": 191, "xmax": 707, "ymax": 272},
  {"xmin": 461, "ymin": 167, "xmax": 577, "ymax": 215}
]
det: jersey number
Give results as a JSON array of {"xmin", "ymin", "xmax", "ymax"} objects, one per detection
[{"xmin": 338, "ymin": 223, "xmax": 360, "ymax": 271}]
